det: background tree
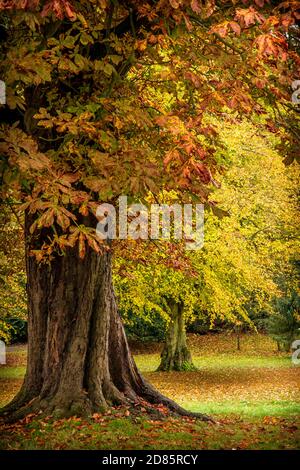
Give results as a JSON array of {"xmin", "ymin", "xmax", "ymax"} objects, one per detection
[
  {"xmin": 0, "ymin": 203, "xmax": 27, "ymax": 343},
  {"xmin": 267, "ymin": 291, "xmax": 300, "ymax": 352},
  {"xmin": 114, "ymin": 118, "xmax": 299, "ymax": 369}
]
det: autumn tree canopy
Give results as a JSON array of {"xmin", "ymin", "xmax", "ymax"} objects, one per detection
[{"xmin": 0, "ymin": 0, "xmax": 299, "ymax": 256}]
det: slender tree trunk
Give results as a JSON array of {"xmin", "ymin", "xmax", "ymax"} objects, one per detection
[
  {"xmin": 0, "ymin": 214, "xmax": 209, "ymax": 422},
  {"xmin": 158, "ymin": 300, "xmax": 195, "ymax": 372},
  {"xmin": 237, "ymin": 330, "xmax": 241, "ymax": 351}
]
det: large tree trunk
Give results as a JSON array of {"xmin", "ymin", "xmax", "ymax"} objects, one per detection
[
  {"xmin": 0, "ymin": 215, "xmax": 209, "ymax": 422},
  {"xmin": 158, "ymin": 300, "xmax": 195, "ymax": 372}
]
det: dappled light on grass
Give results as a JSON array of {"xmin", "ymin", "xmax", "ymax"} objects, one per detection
[{"xmin": 146, "ymin": 367, "xmax": 300, "ymax": 406}]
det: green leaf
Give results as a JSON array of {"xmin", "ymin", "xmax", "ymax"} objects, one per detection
[
  {"xmin": 103, "ymin": 63, "xmax": 114, "ymax": 76},
  {"xmin": 80, "ymin": 32, "xmax": 93, "ymax": 46}
]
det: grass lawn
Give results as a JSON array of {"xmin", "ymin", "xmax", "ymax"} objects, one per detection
[{"xmin": 0, "ymin": 333, "xmax": 299, "ymax": 450}]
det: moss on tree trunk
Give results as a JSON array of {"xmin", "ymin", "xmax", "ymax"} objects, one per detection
[{"xmin": 158, "ymin": 300, "xmax": 195, "ymax": 372}]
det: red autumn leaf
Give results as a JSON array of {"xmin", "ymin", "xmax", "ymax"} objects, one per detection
[
  {"xmin": 169, "ymin": 0, "xmax": 179, "ymax": 9},
  {"xmin": 229, "ymin": 21, "xmax": 241, "ymax": 36},
  {"xmin": 78, "ymin": 232, "xmax": 85, "ymax": 259},
  {"xmin": 183, "ymin": 13, "xmax": 193, "ymax": 31},
  {"xmin": 235, "ymin": 7, "xmax": 264, "ymax": 28},
  {"xmin": 191, "ymin": 0, "xmax": 201, "ymax": 14},
  {"xmin": 79, "ymin": 204, "xmax": 89, "ymax": 216},
  {"xmin": 254, "ymin": 0, "xmax": 264, "ymax": 7},
  {"xmin": 41, "ymin": 0, "xmax": 76, "ymax": 20},
  {"xmin": 211, "ymin": 21, "xmax": 229, "ymax": 38},
  {"xmin": 56, "ymin": 211, "xmax": 70, "ymax": 230},
  {"xmin": 38, "ymin": 208, "xmax": 55, "ymax": 228}
]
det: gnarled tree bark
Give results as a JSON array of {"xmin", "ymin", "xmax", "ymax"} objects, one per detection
[{"xmin": 0, "ymin": 214, "xmax": 209, "ymax": 422}]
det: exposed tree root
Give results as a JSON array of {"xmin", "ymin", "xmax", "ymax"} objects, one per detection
[{"xmin": 1, "ymin": 381, "xmax": 214, "ymax": 424}]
